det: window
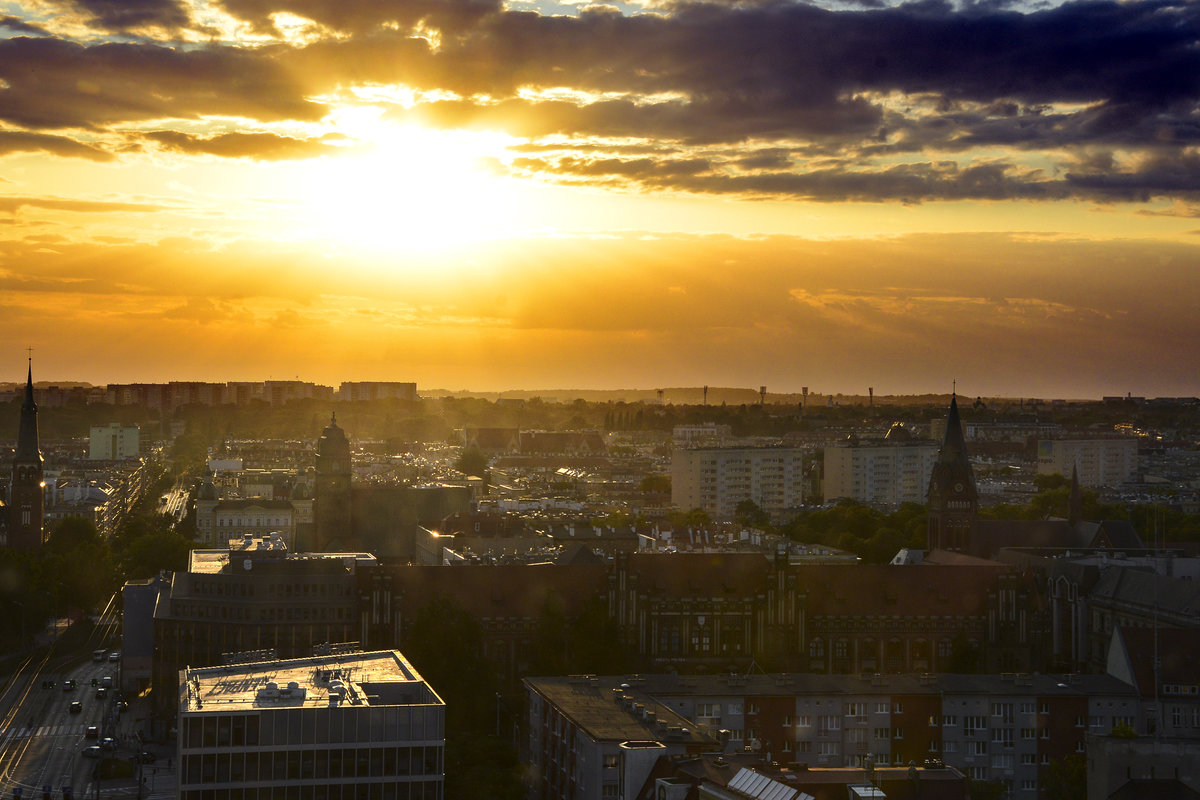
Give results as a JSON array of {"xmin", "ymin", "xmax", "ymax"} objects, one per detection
[
  {"xmin": 603, "ymin": 754, "xmax": 619, "ymax": 769},
  {"xmin": 818, "ymin": 742, "xmax": 840, "ymax": 757},
  {"xmin": 991, "ymin": 728, "xmax": 1014, "ymax": 748},
  {"xmin": 893, "ymin": 702, "xmax": 904, "ymax": 714},
  {"xmin": 964, "ymin": 716, "xmax": 987, "ymax": 736},
  {"xmin": 796, "ymin": 741, "xmax": 812, "ymax": 754},
  {"xmin": 991, "ymin": 754, "xmax": 1014, "ymax": 770},
  {"xmin": 845, "ymin": 703, "xmax": 865, "ymax": 718},
  {"xmin": 1039, "ymin": 703, "xmax": 1049, "ymax": 715},
  {"xmin": 942, "ymin": 715, "xmax": 958, "ymax": 727},
  {"xmin": 928, "ymin": 715, "xmax": 939, "ymax": 727},
  {"xmin": 728, "ymin": 730, "xmax": 744, "ymax": 741},
  {"xmin": 1075, "ymin": 740, "xmax": 1086, "ymax": 753},
  {"xmin": 874, "ymin": 703, "xmax": 889, "ymax": 715},
  {"xmin": 1021, "ymin": 753, "xmax": 1036, "ymax": 766},
  {"xmin": 943, "ymin": 741, "xmax": 957, "ymax": 753},
  {"xmin": 696, "ymin": 703, "xmax": 720, "ymax": 719},
  {"xmin": 991, "ymin": 703, "xmax": 1014, "ymax": 724},
  {"xmin": 817, "ymin": 716, "xmax": 841, "ymax": 735},
  {"xmin": 1075, "ymin": 716, "xmax": 1086, "ymax": 728},
  {"xmin": 1020, "ymin": 703, "xmax": 1035, "ymax": 715},
  {"xmin": 972, "ymin": 742, "xmax": 987, "ymax": 756},
  {"xmin": 782, "ymin": 715, "xmax": 792, "ymax": 727},
  {"xmin": 1021, "ymin": 728, "xmax": 1036, "ymax": 740},
  {"xmin": 796, "ymin": 716, "xmax": 811, "ymax": 728},
  {"xmin": 893, "ymin": 728, "xmax": 904, "ymax": 740},
  {"xmin": 874, "ymin": 727, "xmax": 889, "ymax": 740},
  {"xmin": 809, "ymin": 639, "xmax": 825, "ymax": 658},
  {"xmin": 1021, "ymin": 779, "xmax": 1037, "ymax": 791},
  {"xmin": 928, "ymin": 739, "xmax": 940, "ymax": 753},
  {"xmin": 601, "ymin": 783, "xmax": 619, "ymax": 798}
]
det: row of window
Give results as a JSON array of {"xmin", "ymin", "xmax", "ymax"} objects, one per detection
[
  {"xmin": 181, "ymin": 746, "xmax": 442, "ymax": 785},
  {"xmin": 179, "ymin": 778, "xmax": 441, "ymax": 800},
  {"xmin": 182, "ymin": 708, "xmax": 443, "ymax": 749}
]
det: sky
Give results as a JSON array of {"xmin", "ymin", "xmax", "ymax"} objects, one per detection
[{"xmin": 0, "ymin": 0, "xmax": 1198, "ymax": 398}]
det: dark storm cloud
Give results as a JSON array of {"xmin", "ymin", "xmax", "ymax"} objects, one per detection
[
  {"xmin": 60, "ymin": 0, "xmax": 193, "ymax": 33},
  {"xmin": 0, "ymin": 15, "xmax": 49, "ymax": 35},
  {"xmin": 0, "ymin": 37, "xmax": 324, "ymax": 130},
  {"xmin": 142, "ymin": 130, "xmax": 340, "ymax": 160}
]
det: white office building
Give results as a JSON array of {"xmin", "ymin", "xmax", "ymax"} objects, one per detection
[
  {"xmin": 671, "ymin": 446, "xmax": 806, "ymax": 521},
  {"xmin": 178, "ymin": 650, "xmax": 445, "ymax": 800},
  {"xmin": 823, "ymin": 426, "xmax": 938, "ymax": 507},
  {"xmin": 1037, "ymin": 439, "xmax": 1138, "ymax": 487},
  {"xmin": 89, "ymin": 422, "xmax": 140, "ymax": 460}
]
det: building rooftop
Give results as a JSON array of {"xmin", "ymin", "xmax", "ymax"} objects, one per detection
[
  {"xmin": 186, "ymin": 534, "xmax": 377, "ymax": 574},
  {"xmin": 180, "ymin": 650, "xmax": 443, "ymax": 714},
  {"xmin": 526, "ymin": 676, "xmax": 719, "ymax": 746}
]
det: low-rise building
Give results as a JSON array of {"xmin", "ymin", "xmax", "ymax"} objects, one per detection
[{"xmin": 178, "ymin": 650, "xmax": 444, "ymax": 800}]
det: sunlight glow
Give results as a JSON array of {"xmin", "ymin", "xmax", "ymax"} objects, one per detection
[{"xmin": 289, "ymin": 116, "xmax": 532, "ymax": 256}]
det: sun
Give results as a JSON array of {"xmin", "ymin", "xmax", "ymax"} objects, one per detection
[{"xmin": 291, "ymin": 119, "xmax": 532, "ymax": 255}]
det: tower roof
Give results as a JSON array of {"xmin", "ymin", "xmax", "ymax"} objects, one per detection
[
  {"xmin": 14, "ymin": 358, "xmax": 42, "ymax": 464},
  {"xmin": 927, "ymin": 394, "xmax": 977, "ymax": 507}
]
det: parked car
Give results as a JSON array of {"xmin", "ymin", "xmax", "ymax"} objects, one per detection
[{"xmin": 69, "ymin": 701, "xmax": 82, "ymax": 714}]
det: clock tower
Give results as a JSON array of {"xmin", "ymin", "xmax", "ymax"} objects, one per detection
[
  {"xmin": 9, "ymin": 359, "xmax": 44, "ymax": 551},
  {"xmin": 312, "ymin": 413, "xmax": 352, "ymax": 553},
  {"xmin": 926, "ymin": 394, "xmax": 978, "ymax": 552}
]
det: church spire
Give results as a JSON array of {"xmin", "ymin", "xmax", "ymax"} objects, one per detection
[
  {"xmin": 9, "ymin": 357, "xmax": 45, "ymax": 550},
  {"xmin": 15, "ymin": 357, "xmax": 41, "ymax": 464},
  {"xmin": 927, "ymin": 393, "xmax": 979, "ymax": 552}
]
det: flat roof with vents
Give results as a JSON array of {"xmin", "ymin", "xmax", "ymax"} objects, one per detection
[{"xmin": 180, "ymin": 650, "xmax": 442, "ymax": 714}]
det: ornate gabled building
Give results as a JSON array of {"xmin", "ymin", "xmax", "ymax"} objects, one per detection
[
  {"xmin": 7, "ymin": 360, "xmax": 44, "ymax": 550},
  {"xmin": 926, "ymin": 395, "xmax": 978, "ymax": 552}
]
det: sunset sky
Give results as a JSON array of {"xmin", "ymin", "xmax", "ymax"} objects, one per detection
[{"xmin": 1, "ymin": 0, "xmax": 1198, "ymax": 398}]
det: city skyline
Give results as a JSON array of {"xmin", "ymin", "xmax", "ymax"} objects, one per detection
[{"xmin": 1, "ymin": 0, "xmax": 1198, "ymax": 398}]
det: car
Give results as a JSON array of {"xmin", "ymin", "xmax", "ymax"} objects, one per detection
[
  {"xmin": 85, "ymin": 726, "xmax": 98, "ymax": 739},
  {"xmin": 100, "ymin": 737, "xmax": 117, "ymax": 750},
  {"xmin": 134, "ymin": 752, "xmax": 156, "ymax": 764},
  {"xmin": 108, "ymin": 652, "xmax": 120, "ymax": 662},
  {"xmin": 63, "ymin": 679, "xmax": 77, "ymax": 692},
  {"xmin": 81, "ymin": 746, "xmax": 102, "ymax": 759},
  {"xmin": 69, "ymin": 701, "xmax": 82, "ymax": 714},
  {"xmin": 95, "ymin": 687, "xmax": 108, "ymax": 700}
]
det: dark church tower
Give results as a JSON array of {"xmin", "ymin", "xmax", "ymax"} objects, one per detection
[
  {"xmin": 927, "ymin": 395, "xmax": 978, "ymax": 551},
  {"xmin": 9, "ymin": 360, "xmax": 44, "ymax": 550},
  {"xmin": 312, "ymin": 413, "xmax": 351, "ymax": 552}
]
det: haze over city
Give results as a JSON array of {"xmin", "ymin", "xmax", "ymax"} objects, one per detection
[{"xmin": 1, "ymin": 0, "xmax": 1198, "ymax": 398}]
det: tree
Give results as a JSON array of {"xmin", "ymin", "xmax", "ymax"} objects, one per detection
[
  {"xmin": 1041, "ymin": 754, "xmax": 1086, "ymax": 800},
  {"xmin": 44, "ymin": 518, "xmax": 117, "ymax": 614},
  {"xmin": 735, "ymin": 498, "xmax": 771, "ymax": 529},
  {"xmin": 454, "ymin": 446, "xmax": 490, "ymax": 479},
  {"xmin": 640, "ymin": 474, "xmax": 671, "ymax": 494}
]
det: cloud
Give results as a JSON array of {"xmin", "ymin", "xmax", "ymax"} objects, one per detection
[
  {"xmin": 142, "ymin": 130, "xmax": 341, "ymax": 160},
  {"xmin": 0, "ymin": 131, "xmax": 113, "ymax": 161},
  {"xmin": 0, "ymin": 37, "xmax": 325, "ymax": 130},
  {"xmin": 0, "ymin": 195, "xmax": 168, "ymax": 214},
  {"xmin": 56, "ymin": 0, "xmax": 194, "ymax": 34}
]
